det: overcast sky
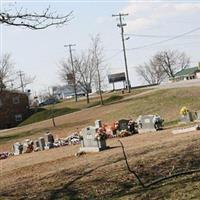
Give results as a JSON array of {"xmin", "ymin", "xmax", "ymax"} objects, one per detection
[{"xmin": 1, "ymin": 0, "xmax": 200, "ymax": 94}]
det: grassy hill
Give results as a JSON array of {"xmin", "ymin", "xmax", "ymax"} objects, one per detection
[
  {"xmin": 1, "ymin": 86, "xmax": 200, "ymax": 149},
  {"xmin": 20, "ymin": 86, "xmax": 200, "ymax": 127}
]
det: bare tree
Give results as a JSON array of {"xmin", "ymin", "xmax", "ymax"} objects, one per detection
[
  {"xmin": 136, "ymin": 59, "xmax": 166, "ymax": 85},
  {"xmin": 137, "ymin": 50, "xmax": 190, "ymax": 84},
  {"xmin": 59, "ymin": 58, "xmax": 78, "ymax": 101},
  {"xmin": 0, "ymin": 5, "xmax": 73, "ymax": 30},
  {"xmin": 90, "ymin": 34, "xmax": 105, "ymax": 105},
  {"xmin": 0, "ymin": 54, "xmax": 14, "ymax": 91},
  {"xmin": 154, "ymin": 50, "xmax": 190, "ymax": 78},
  {"xmin": 74, "ymin": 53, "xmax": 96, "ymax": 104}
]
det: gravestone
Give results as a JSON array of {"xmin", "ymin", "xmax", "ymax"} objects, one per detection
[
  {"xmin": 80, "ymin": 126, "xmax": 107, "ymax": 152},
  {"xmin": 38, "ymin": 137, "xmax": 45, "ymax": 150},
  {"xmin": 116, "ymin": 119, "xmax": 138, "ymax": 135},
  {"xmin": 95, "ymin": 120, "xmax": 102, "ymax": 128},
  {"xmin": 45, "ymin": 132, "xmax": 54, "ymax": 149},
  {"xmin": 180, "ymin": 112, "xmax": 193, "ymax": 123},
  {"xmin": 13, "ymin": 142, "xmax": 23, "ymax": 155},
  {"xmin": 118, "ymin": 119, "xmax": 129, "ymax": 131},
  {"xmin": 23, "ymin": 139, "xmax": 34, "ymax": 153},
  {"xmin": 34, "ymin": 140, "xmax": 40, "ymax": 151},
  {"xmin": 195, "ymin": 110, "xmax": 200, "ymax": 121},
  {"xmin": 137, "ymin": 115, "xmax": 164, "ymax": 133}
]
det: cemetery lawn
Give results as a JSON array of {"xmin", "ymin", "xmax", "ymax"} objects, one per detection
[
  {"xmin": 0, "ymin": 86, "xmax": 200, "ymax": 199},
  {"xmin": 1, "ymin": 129, "xmax": 200, "ymax": 200},
  {"xmin": 1, "ymin": 86, "xmax": 200, "ymax": 151}
]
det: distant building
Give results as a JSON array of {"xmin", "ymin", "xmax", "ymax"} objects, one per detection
[
  {"xmin": 171, "ymin": 64, "xmax": 200, "ymax": 82},
  {"xmin": 0, "ymin": 90, "xmax": 29, "ymax": 129},
  {"xmin": 52, "ymin": 85, "xmax": 88, "ymax": 99}
]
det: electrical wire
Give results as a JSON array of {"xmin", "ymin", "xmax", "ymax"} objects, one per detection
[
  {"xmin": 125, "ymin": 33, "xmax": 200, "ymax": 38},
  {"xmin": 103, "ymin": 50, "xmax": 122, "ymax": 62},
  {"xmin": 127, "ymin": 26, "xmax": 200, "ymax": 51}
]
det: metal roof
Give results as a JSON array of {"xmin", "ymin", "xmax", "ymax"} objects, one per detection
[{"xmin": 174, "ymin": 66, "xmax": 200, "ymax": 77}]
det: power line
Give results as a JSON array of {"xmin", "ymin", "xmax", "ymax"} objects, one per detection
[
  {"xmin": 127, "ymin": 26, "xmax": 200, "ymax": 51},
  {"xmin": 103, "ymin": 50, "xmax": 122, "ymax": 62},
  {"xmin": 64, "ymin": 43, "xmax": 78, "ymax": 102},
  {"xmin": 125, "ymin": 33, "xmax": 200, "ymax": 38},
  {"xmin": 17, "ymin": 70, "xmax": 25, "ymax": 92},
  {"xmin": 112, "ymin": 13, "xmax": 131, "ymax": 93}
]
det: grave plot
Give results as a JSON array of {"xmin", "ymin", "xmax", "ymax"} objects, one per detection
[
  {"xmin": 179, "ymin": 107, "xmax": 193, "ymax": 123},
  {"xmin": 136, "ymin": 115, "xmax": 164, "ymax": 133},
  {"xmin": 80, "ymin": 126, "xmax": 108, "ymax": 152}
]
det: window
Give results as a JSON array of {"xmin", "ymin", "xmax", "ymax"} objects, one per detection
[
  {"xmin": 0, "ymin": 98, "xmax": 2, "ymax": 108},
  {"xmin": 15, "ymin": 114, "xmax": 22, "ymax": 122},
  {"xmin": 13, "ymin": 96, "xmax": 20, "ymax": 104}
]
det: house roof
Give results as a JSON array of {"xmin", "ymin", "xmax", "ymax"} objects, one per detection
[{"xmin": 174, "ymin": 66, "xmax": 200, "ymax": 77}]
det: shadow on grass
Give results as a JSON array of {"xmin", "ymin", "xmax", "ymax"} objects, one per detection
[
  {"xmin": 86, "ymin": 95, "xmax": 124, "ymax": 108},
  {"xmin": 0, "ymin": 129, "xmax": 41, "ymax": 144},
  {"xmin": 19, "ymin": 107, "xmax": 80, "ymax": 127}
]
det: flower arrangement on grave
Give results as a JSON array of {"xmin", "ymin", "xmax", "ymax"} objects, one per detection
[
  {"xmin": 180, "ymin": 106, "xmax": 189, "ymax": 116},
  {"xmin": 117, "ymin": 130, "xmax": 131, "ymax": 137},
  {"xmin": 95, "ymin": 127, "xmax": 107, "ymax": 141}
]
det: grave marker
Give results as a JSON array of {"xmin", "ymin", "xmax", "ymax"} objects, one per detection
[{"xmin": 80, "ymin": 126, "xmax": 107, "ymax": 152}]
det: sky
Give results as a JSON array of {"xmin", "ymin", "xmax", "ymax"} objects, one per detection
[{"xmin": 1, "ymin": 0, "xmax": 200, "ymax": 95}]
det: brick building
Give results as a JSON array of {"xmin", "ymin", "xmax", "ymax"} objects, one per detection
[{"xmin": 0, "ymin": 90, "xmax": 29, "ymax": 129}]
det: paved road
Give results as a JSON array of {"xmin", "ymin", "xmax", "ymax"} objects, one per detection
[{"xmin": 152, "ymin": 79, "xmax": 200, "ymax": 89}]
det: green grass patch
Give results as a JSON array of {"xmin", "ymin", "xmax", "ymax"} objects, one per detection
[
  {"xmin": 0, "ymin": 130, "xmax": 40, "ymax": 144},
  {"xmin": 164, "ymin": 119, "xmax": 179, "ymax": 127},
  {"xmin": 87, "ymin": 95, "xmax": 124, "ymax": 108},
  {"xmin": 19, "ymin": 107, "xmax": 80, "ymax": 126},
  {"xmin": 104, "ymin": 95, "xmax": 124, "ymax": 104}
]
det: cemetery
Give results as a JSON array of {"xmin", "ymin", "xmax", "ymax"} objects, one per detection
[
  {"xmin": 1, "ymin": 106, "xmax": 200, "ymax": 160},
  {"xmin": 1, "ymin": 89, "xmax": 200, "ymax": 200}
]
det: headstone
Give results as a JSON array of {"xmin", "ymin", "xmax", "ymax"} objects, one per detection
[
  {"xmin": 38, "ymin": 137, "xmax": 45, "ymax": 150},
  {"xmin": 34, "ymin": 140, "xmax": 40, "ymax": 148},
  {"xmin": 44, "ymin": 132, "xmax": 54, "ymax": 149},
  {"xmin": 95, "ymin": 120, "xmax": 102, "ymax": 128},
  {"xmin": 116, "ymin": 119, "xmax": 138, "ymax": 135},
  {"xmin": 195, "ymin": 110, "xmax": 200, "ymax": 121},
  {"xmin": 13, "ymin": 142, "xmax": 23, "ymax": 155},
  {"xmin": 180, "ymin": 112, "xmax": 193, "ymax": 123},
  {"xmin": 137, "ymin": 115, "xmax": 164, "ymax": 133},
  {"xmin": 23, "ymin": 139, "xmax": 34, "ymax": 153},
  {"xmin": 117, "ymin": 119, "xmax": 129, "ymax": 131},
  {"xmin": 34, "ymin": 140, "xmax": 40, "ymax": 151},
  {"xmin": 80, "ymin": 126, "xmax": 107, "ymax": 152}
]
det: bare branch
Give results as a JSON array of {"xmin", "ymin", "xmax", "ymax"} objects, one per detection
[
  {"xmin": 0, "ymin": 5, "xmax": 73, "ymax": 30},
  {"xmin": 0, "ymin": 53, "xmax": 14, "ymax": 91},
  {"xmin": 119, "ymin": 140, "xmax": 200, "ymax": 189}
]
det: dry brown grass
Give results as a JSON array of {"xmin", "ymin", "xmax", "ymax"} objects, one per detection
[
  {"xmin": 1, "ymin": 86, "xmax": 200, "ymax": 152},
  {"xmin": 1, "ymin": 87, "xmax": 200, "ymax": 199},
  {"xmin": 1, "ymin": 130, "xmax": 200, "ymax": 200}
]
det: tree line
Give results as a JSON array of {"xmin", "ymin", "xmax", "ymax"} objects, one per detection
[{"xmin": 59, "ymin": 35, "xmax": 105, "ymax": 104}]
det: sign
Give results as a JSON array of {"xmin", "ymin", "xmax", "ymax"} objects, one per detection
[
  {"xmin": 67, "ymin": 73, "xmax": 75, "ymax": 85},
  {"xmin": 108, "ymin": 72, "xmax": 126, "ymax": 83}
]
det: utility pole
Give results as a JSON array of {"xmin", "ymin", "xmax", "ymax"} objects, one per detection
[
  {"xmin": 112, "ymin": 13, "xmax": 131, "ymax": 93},
  {"xmin": 64, "ymin": 44, "xmax": 78, "ymax": 102},
  {"xmin": 18, "ymin": 70, "xmax": 25, "ymax": 92}
]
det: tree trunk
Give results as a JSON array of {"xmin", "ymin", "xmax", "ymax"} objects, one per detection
[
  {"xmin": 74, "ymin": 84, "xmax": 78, "ymax": 102},
  {"xmin": 86, "ymin": 92, "xmax": 90, "ymax": 104}
]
